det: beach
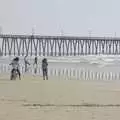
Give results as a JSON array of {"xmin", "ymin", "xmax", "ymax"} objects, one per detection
[
  {"xmin": 0, "ymin": 74, "xmax": 120, "ymax": 120},
  {"xmin": 1, "ymin": 0, "xmax": 120, "ymax": 119}
]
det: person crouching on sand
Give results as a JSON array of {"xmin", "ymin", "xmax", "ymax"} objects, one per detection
[
  {"xmin": 42, "ymin": 58, "xmax": 48, "ymax": 80},
  {"xmin": 9, "ymin": 57, "xmax": 21, "ymax": 80},
  {"xmin": 33, "ymin": 56, "xmax": 38, "ymax": 74},
  {"xmin": 24, "ymin": 55, "xmax": 30, "ymax": 72}
]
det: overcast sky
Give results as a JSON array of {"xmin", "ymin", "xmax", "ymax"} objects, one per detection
[{"xmin": 0, "ymin": 0, "xmax": 120, "ymax": 37}]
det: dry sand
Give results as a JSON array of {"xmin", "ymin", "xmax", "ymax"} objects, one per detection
[{"xmin": 0, "ymin": 74, "xmax": 120, "ymax": 120}]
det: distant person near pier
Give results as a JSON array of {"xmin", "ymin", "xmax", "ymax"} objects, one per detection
[
  {"xmin": 33, "ymin": 56, "xmax": 38, "ymax": 74},
  {"xmin": 9, "ymin": 57, "xmax": 21, "ymax": 80},
  {"xmin": 24, "ymin": 55, "xmax": 30, "ymax": 72},
  {"xmin": 42, "ymin": 58, "xmax": 48, "ymax": 80}
]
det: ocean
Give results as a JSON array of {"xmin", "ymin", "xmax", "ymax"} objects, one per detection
[
  {"xmin": 0, "ymin": 55, "xmax": 120, "ymax": 80},
  {"xmin": 0, "ymin": 55, "xmax": 120, "ymax": 70}
]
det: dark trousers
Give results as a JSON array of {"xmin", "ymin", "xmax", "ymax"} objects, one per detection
[{"xmin": 42, "ymin": 68, "xmax": 48, "ymax": 80}]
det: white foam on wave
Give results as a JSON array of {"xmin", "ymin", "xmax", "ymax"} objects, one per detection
[{"xmin": 0, "ymin": 55, "xmax": 120, "ymax": 67}]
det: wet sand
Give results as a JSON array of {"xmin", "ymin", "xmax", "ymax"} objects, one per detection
[{"xmin": 0, "ymin": 74, "xmax": 120, "ymax": 120}]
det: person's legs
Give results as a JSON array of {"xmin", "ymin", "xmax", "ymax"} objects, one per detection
[
  {"xmin": 45, "ymin": 68, "xmax": 48, "ymax": 80},
  {"xmin": 10, "ymin": 69, "xmax": 15, "ymax": 80},
  {"xmin": 43, "ymin": 69, "xmax": 45, "ymax": 80},
  {"xmin": 17, "ymin": 69, "xmax": 21, "ymax": 80}
]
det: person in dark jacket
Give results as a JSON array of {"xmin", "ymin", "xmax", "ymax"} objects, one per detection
[
  {"xmin": 42, "ymin": 58, "xmax": 48, "ymax": 80},
  {"xmin": 33, "ymin": 56, "xmax": 38, "ymax": 74}
]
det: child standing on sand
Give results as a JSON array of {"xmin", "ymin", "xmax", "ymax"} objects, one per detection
[{"xmin": 42, "ymin": 58, "xmax": 48, "ymax": 80}]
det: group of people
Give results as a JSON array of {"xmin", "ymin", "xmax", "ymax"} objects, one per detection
[{"xmin": 9, "ymin": 56, "xmax": 48, "ymax": 80}]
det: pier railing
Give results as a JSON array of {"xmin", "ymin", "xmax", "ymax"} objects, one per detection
[{"xmin": 1, "ymin": 34, "xmax": 120, "ymax": 56}]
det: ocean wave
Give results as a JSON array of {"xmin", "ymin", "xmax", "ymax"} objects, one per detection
[{"xmin": 0, "ymin": 55, "xmax": 120, "ymax": 67}]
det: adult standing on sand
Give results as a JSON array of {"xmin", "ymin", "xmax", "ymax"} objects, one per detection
[
  {"xmin": 24, "ymin": 55, "xmax": 30, "ymax": 72},
  {"xmin": 33, "ymin": 56, "xmax": 38, "ymax": 74},
  {"xmin": 42, "ymin": 58, "xmax": 48, "ymax": 80}
]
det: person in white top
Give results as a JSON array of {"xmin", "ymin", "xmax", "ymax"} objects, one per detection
[
  {"xmin": 9, "ymin": 57, "xmax": 21, "ymax": 80},
  {"xmin": 24, "ymin": 55, "xmax": 30, "ymax": 72}
]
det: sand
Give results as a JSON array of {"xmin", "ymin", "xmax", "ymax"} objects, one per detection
[{"xmin": 0, "ymin": 74, "xmax": 120, "ymax": 120}]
